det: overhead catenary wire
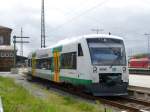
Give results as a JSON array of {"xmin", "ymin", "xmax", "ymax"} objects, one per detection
[
  {"xmin": 48, "ymin": 0, "xmax": 93, "ymax": 16},
  {"xmin": 50, "ymin": 0, "xmax": 111, "ymax": 33}
]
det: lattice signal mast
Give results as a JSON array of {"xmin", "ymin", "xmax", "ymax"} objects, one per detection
[
  {"xmin": 41, "ymin": 0, "xmax": 46, "ymax": 48},
  {"xmin": 20, "ymin": 27, "xmax": 23, "ymax": 56}
]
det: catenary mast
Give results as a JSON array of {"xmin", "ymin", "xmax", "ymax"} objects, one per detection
[{"xmin": 41, "ymin": 0, "xmax": 46, "ymax": 48}]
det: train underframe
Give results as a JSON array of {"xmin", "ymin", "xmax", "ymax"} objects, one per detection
[
  {"xmin": 86, "ymin": 73, "xmax": 128, "ymax": 96},
  {"xmin": 27, "ymin": 71, "xmax": 128, "ymax": 96},
  {"xmin": 85, "ymin": 82, "xmax": 128, "ymax": 96}
]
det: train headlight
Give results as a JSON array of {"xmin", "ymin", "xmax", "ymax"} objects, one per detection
[{"xmin": 123, "ymin": 67, "xmax": 126, "ymax": 73}]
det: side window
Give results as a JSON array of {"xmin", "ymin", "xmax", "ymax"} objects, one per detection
[
  {"xmin": 36, "ymin": 58, "xmax": 52, "ymax": 70},
  {"xmin": 28, "ymin": 59, "xmax": 31, "ymax": 67},
  {"xmin": 36, "ymin": 59, "xmax": 40, "ymax": 68},
  {"xmin": 61, "ymin": 52, "xmax": 77, "ymax": 69},
  {"xmin": 42, "ymin": 59, "xmax": 48, "ymax": 69},
  {"xmin": 49, "ymin": 58, "xmax": 52, "ymax": 70},
  {"xmin": 78, "ymin": 43, "xmax": 83, "ymax": 56}
]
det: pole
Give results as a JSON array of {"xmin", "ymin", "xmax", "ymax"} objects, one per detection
[
  {"xmin": 144, "ymin": 33, "xmax": 150, "ymax": 54},
  {"xmin": 91, "ymin": 28, "xmax": 104, "ymax": 34},
  {"xmin": 148, "ymin": 36, "xmax": 150, "ymax": 54},
  {"xmin": 20, "ymin": 27, "xmax": 23, "ymax": 56},
  {"xmin": 13, "ymin": 35, "xmax": 30, "ymax": 68},
  {"xmin": 41, "ymin": 0, "xmax": 46, "ymax": 48},
  {"xmin": 13, "ymin": 36, "xmax": 16, "ymax": 68}
]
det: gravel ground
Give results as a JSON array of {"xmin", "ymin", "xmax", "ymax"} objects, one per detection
[
  {"xmin": 0, "ymin": 68, "xmax": 122, "ymax": 112},
  {"xmin": 0, "ymin": 69, "xmax": 48, "ymax": 100}
]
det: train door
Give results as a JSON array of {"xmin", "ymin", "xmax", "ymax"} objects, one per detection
[
  {"xmin": 32, "ymin": 54, "xmax": 36, "ymax": 76},
  {"xmin": 77, "ymin": 43, "xmax": 85, "ymax": 78},
  {"xmin": 53, "ymin": 51, "xmax": 60, "ymax": 82}
]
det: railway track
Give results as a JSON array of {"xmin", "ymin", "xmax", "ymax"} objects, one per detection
[
  {"xmin": 103, "ymin": 97, "xmax": 150, "ymax": 112},
  {"xmin": 129, "ymin": 68, "xmax": 150, "ymax": 75},
  {"xmin": 27, "ymin": 76, "xmax": 150, "ymax": 112}
]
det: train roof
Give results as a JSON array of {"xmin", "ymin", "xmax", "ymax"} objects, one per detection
[
  {"xmin": 47, "ymin": 34, "xmax": 123, "ymax": 48},
  {"xmin": 28, "ymin": 34, "xmax": 124, "ymax": 57},
  {"xmin": 83, "ymin": 34, "xmax": 123, "ymax": 39}
]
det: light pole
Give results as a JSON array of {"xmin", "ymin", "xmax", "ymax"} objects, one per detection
[
  {"xmin": 41, "ymin": 0, "xmax": 46, "ymax": 48},
  {"xmin": 144, "ymin": 33, "xmax": 150, "ymax": 54}
]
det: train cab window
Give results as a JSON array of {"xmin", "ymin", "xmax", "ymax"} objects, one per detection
[{"xmin": 78, "ymin": 43, "xmax": 83, "ymax": 56}]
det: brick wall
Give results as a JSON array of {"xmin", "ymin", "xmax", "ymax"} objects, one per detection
[
  {"xmin": 0, "ymin": 26, "xmax": 13, "ymax": 71},
  {"xmin": 0, "ymin": 27, "xmax": 12, "ymax": 45},
  {"xmin": 0, "ymin": 57, "xmax": 14, "ymax": 71}
]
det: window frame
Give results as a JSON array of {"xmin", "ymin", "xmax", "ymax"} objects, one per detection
[
  {"xmin": 36, "ymin": 57, "xmax": 52, "ymax": 70},
  {"xmin": 61, "ymin": 52, "xmax": 77, "ymax": 69},
  {"xmin": 78, "ymin": 43, "xmax": 83, "ymax": 56}
]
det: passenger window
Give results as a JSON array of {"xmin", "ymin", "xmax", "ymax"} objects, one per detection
[
  {"xmin": 28, "ymin": 59, "xmax": 31, "ymax": 67},
  {"xmin": 36, "ymin": 58, "xmax": 52, "ymax": 70},
  {"xmin": 61, "ymin": 52, "xmax": 77, "ymax": 69},
  {"xmin": 78, "ymin": 43, "xmax": 83, "ymax": 56}
]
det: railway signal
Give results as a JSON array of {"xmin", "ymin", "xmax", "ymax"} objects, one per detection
[{"xmin": 13, "ymin": 35, "xmax": 30, "ymax": 68}]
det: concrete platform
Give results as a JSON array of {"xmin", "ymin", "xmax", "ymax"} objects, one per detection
[
  {"xmin": 129, "ymin": 74, "xmax": 150, "ymax": 88},
  {"xmin": 129, "ymin": 74, "xmax": 150, "ymax": 100},
  {"xmin": 128, "ymin": 86, "xmax": 150, "ymax": 94},
  {"xmin": 128, "ymin": 85, "xmax": 150, "ymax": 101}
]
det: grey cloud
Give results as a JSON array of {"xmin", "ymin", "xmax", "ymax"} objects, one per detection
[{"xmin": 1, "ymin": 0, "xmax": 150, "ymax": 56}]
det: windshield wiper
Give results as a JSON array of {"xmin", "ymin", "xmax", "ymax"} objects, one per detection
[
  {"xmin": 101, "ymin": 41, "xmax": 122, "ymax": 68},
  {"xmin": 101, "ymin": 40, "xmax": 117, "ymax": 55},
  {"xmin": 109, "ymin": 54, "xmax": 122, "ymax": 68}
]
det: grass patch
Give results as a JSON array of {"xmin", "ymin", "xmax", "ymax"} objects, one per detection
[{"xmin": 0, "ymin": 76, "xmax": 107, "ymax": 112}]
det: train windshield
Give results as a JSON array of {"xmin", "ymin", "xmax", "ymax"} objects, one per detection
[{"xmin": 87, "ymin": 38, "xmax": 126, "ymax": 66}]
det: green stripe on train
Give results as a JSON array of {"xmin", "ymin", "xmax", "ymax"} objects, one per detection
[
  {"xmin": 35, "ymin": 72, "xmax": 92, "ymax": 85},
  {"xmin": 60, "ymin": 76, "xmax": 92, "ymax": 85},
  {"xmin": 49, "ymin": 74, "xmax": 92, "ymax": 85},
  {"xmin": 52, "ymin": 46, "xmax": 62, "ymax": 53}
]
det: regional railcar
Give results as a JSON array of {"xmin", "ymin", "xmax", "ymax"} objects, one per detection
[{"xmin": 27, "ymin": 34, "xmax": 129, "ymax": 96}]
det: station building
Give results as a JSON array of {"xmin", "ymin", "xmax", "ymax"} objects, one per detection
[{"xmin": 0, "ymin": 26, "xmax": 14, "ymax": 71}]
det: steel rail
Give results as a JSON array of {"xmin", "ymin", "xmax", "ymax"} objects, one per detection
[
  {"xmin": 120, "ymin": 97, "xmax": 150, "ymax": 107},
  {"xmin": 129, "ymin": 68, "xmax": 150, "ymax": 75},
  {"xmin": 26, "ymin": 76, "xmax": 149, "ymax": 112}
]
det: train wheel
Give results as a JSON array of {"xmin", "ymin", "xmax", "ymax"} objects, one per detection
[{"xmin": 26, "ymin": 73, "xmax": 33, "ymax": 81}]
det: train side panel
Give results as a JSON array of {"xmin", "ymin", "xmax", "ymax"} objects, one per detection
[{"xmin": 27, "ymin": 34, "xmax": 129, "ymax": 96}]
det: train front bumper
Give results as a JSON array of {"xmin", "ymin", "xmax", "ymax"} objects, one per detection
[{"xmin": 86, "ymin": 82, "xmax": 128, "ymax": 96}]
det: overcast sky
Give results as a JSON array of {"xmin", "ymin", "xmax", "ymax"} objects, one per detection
[{"xmin": 0, "ymin": 0, "xmax": 150, "ymax": 56}]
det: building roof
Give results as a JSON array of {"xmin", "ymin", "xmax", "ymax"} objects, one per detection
[
  {"xmin": 0, "ymin": 25, "xmax": 12, "ymax": 31},
  {"xmin": 130, "ymin": 57, "xmax": 149, "ymax": 62},
  {"xmin": 0, "ymin": 45, "xmax": 14, "ymax": 51}
]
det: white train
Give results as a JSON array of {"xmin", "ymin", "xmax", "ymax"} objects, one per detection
[{"xmin": 28, "ymin": 34, "xmax": 129, "ymax": 96}]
